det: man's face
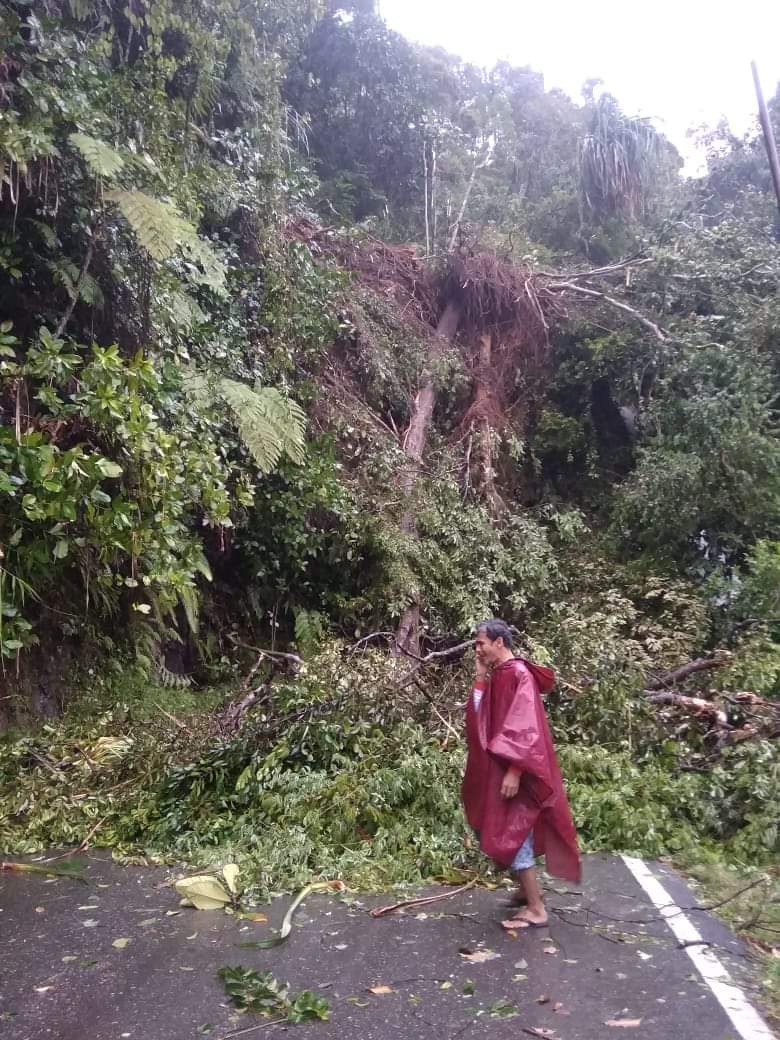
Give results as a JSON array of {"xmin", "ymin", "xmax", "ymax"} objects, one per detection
[{"xmin": 475, "ymin": 629, "xmax": 503, "ymax": 667}]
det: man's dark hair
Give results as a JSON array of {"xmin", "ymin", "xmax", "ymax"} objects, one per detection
[{"xmin": 476, "ymin": 618, "xmax": 514, "ymax": 648}]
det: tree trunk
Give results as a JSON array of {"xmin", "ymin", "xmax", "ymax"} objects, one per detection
[
  {"xmin": 448, "ymin": 138, "xmax": 494, "ymax": 253},
  {"xmin": 395, "ymin": 301, "xmax": 462, "ymax": 654},
  {"xmin": 473, "ymin": 332, "xmax": 505, "ymax": 518},
  {"xmin": 423, "ymin": 137, "xmax": 431, "ymax": 256},
  {"xmin": 431, "ymin": 136, "xmax": 438, "ymax": 252}
]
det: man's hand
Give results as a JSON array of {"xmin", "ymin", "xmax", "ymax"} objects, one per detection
[
  {"xmin": 475, "ymin": 658, "xmax": 488, "ymax": 682},
  {"xmin": 500, "ymin": 767, "xmax": 521, "ymax": 799}
]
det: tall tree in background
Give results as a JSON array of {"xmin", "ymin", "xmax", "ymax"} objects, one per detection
[
  {"xmin": 579, "ymin": 93, "xmax": 661, "ymax": 219},
  {"xmin": 283, "ymin": 9, "xmax": 460, "ymax": 227}
]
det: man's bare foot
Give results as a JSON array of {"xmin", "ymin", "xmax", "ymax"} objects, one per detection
[{"xmin": 500, "ymin": 908, "xmax": 548, "ymax": 930}]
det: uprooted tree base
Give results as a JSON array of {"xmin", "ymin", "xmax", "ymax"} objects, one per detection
[{"xmin": 298, "ymin": 226, "xmax": 669, "ymax": 653}]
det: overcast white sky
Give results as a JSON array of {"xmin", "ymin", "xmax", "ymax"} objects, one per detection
[{"xmin": 379, "ymin": 0, "xmax": 780, "ymax": 171}]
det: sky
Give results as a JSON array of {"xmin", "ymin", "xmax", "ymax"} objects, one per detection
[{"xmin": 379, "ymin": 0, "xmax": 780, "ymax": 172}]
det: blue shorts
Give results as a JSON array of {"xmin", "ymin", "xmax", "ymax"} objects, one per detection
[
  {"xmin": 474, "ymin": 830, "xmax": 535, "ymax": 870},
  {"xmin": 510, "ymin": 832, "xmax": 535, "ymax": 871}
]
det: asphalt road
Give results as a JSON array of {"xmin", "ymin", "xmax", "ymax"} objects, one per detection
[{"xmin": 0, "ymin": 852, "xmax": 774, "ymax": 1040}]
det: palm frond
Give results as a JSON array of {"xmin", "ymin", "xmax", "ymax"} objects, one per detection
[{"xmin": 579, "ymin": 95, "xmax": 660, "ymax": 218}]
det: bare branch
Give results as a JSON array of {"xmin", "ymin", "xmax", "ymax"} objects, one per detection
[
  {"xmin": 538, "ymin": 256, "xmax": 652, "ymax": 280},
  {"xmin": 55, "ymin": 230, "xmax": 98, "ymax": 339},
  {"xmin": 395, "ymin": 638, "xmax": 474, "ymax": 688},
  {"xmin": 348, "ymin": 631, "xmax": 394, "ymax": 653},
  {"xmin": 549, "ymin": 280, "xmax": 667, "ymax": 341},
  {"xmin": 646, "ymin": 654, "xmax": 730, "ymax": 690},
  {"xmin": 644, "ymin": 690, "xmax": 729, "ymax": 727}
]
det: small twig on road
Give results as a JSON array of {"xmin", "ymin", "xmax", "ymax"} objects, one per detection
[
  {"xmin": 696, "ymin": 876, "xmax": 770, "ymax": 914},
  {"xmin": 223, "ymin": 1016, "xmax": 289, "ymax": 1039},
  {"xmin": 450, "ymin": 1023, "xmax": 475, "ymax": 1040},
  {"xmin": 549, "ymin": 875, "xmax": 770, "ymax": 929},
  {"xmin": 371, "ymin": 879, "xmax": 478, "ymax": 917}
]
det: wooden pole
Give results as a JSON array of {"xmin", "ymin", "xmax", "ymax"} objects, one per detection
[{"xmin": 751, "ymin": 60, "xmax": 780, "ymax": 216}]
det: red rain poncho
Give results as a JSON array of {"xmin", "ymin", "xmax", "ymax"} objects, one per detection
[{"xmin": 461, "ymin": 657, "xmax": 581, "ymax": 882}]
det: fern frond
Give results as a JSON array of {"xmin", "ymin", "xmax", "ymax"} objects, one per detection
[
  {"xmin": 78, "ymin": 272, "xmax": 104, "ymax": 308},
  {"xmin": 167, "ymin": 290, "xmax": 207, "ymax": 330},
  {"xmin": 106, "ymin": 189, "xmax": 225, "ymax": 292},
  {"xmin": 182, "ymin": 235, "xmax": 227, "ymax": 293},
  {"xmin": 67, "ymin": 0, "xmax": 100, "ymax": 20},
  {"xmin": 49, "ymin": 259, "xmax": 104, "ymax": 307},
  {"xmin": 179, "ymin": 584, "xmax": 200, "ymax": 636},
  {"xmin": 294, "ymin": 608, "xmax": 326, "ymax": 657},
  {"xmin": 28, "ymin": 220, "xmax": 58, "ymax": 250},
  {"xmin": 191, "ymin": 59, "xmax": 221, "ymax": 120},
  {"xmin": 69, "ymin": 133, "xmax": 125, "ymax": 178},
  {"xmin": 180, "ymin": 367, "xmax": 210, "ymax": 403},
  {"xmin": 219, "ymin": 379, "xmax": 306, "ymax": 474},
  {"xmin": 106, "ymin": 190, "xmax": 191, "ymax": 261},
  {"xmin": 157, "ymin": 663, "xmax": 193, "ymax": 689}
]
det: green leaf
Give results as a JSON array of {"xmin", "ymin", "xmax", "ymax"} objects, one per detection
[
  {"xmin": 179, "ymin": 585, "xmax": 200, "ymax": 636},
  {"xmin": 53, "ymin": 539, "xmax": 70, "ymax": 560},
  {"xmin": 192, "ymin": 552, "xmax": 213, "ymax": 582},
  {"xmin": 69, "ymin": 133, "xmax": 125, "ymax": 178},
  {"xmin": 96, "ymin": 459, "xmax": 123, "ymax": 479},
  {"xmin": 27, "ymin": 220, "xmax": 58, "ymax": 250},
  {"xmin": 221, "ymin": 864, "xmax": 240, "ymax": 896}
]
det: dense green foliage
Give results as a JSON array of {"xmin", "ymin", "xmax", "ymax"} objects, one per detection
[{"xmin": 1, "ymin": 658, "xmax": 777, "ymax": 891}]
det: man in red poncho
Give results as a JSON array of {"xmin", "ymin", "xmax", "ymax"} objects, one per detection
[{"xmin": 461, "ymin": 619, "xmax": 581, "ymax": 929}]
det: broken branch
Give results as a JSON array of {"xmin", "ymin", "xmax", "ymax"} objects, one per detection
[
  {"xmin": 394, "ymin": 638, "xmax": 475, "ymax": 688},
  {"xmin": 371, "ymin": 879, "xmax": 477, "ymax": 917},
  {"xmin": 550, "ymin": 281, "xmax": 667, "ymax": 341},
  {"xmin": 644, "ymin": 690, "xmax": 729, "ymax": 727},
  {"xmin": 646, "ymin": 655, "xmax": 730, "ymax": 690}
]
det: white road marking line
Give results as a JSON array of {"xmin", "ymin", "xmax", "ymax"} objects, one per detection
[{"xmin": 622, "ymin": 855, "xmax": 775, "ymax": 1040}]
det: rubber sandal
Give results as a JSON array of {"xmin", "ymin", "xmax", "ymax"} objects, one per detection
[{"xmin": 501, "ymin": 916, "xmax": 549, "ymax": 930}]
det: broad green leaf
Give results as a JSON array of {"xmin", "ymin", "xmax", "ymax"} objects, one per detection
[
  {"xmin": 96, "ymin": 459, "xmax": 123, "ymax": 479},
  {"xmin": 174, "ymin": 875, "xmax": 231, "ymax": 910}
]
